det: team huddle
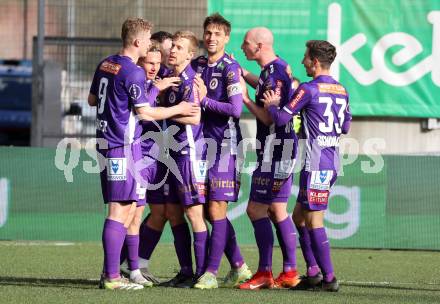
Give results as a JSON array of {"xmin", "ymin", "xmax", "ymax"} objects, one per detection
[{"xmin": 88, "ymin": 13, "xmax": 351, "ymax": 291}]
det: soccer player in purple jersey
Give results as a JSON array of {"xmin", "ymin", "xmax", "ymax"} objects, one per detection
[
  {"xmin": 189, "ymin": 13, "xmax": 252, "ymax": 289},
  {"xmin": 118, "ymin": 42, "xmax": 187, "ymax": 284},
  {"xmin": 263, "ymin": 40, "xmax": 352, "ymax": 292},
  {"xmin": 237, "ymin": 27, "xmax": 300, "ymax": 290},
  {"xmin": 157, "ymin": 31, "xmax": 210, "ymax": 288},
  {"xmin": 151, "ymin": 31, "xmax": 173, "ymax": 78},
  {"xmin": 88, "ymin": 18, "xmax": 198, "ymax": 290}
]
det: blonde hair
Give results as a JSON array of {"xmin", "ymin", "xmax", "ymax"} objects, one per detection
[
  {"xmin": 121, "ymin": 18, "xmax": 153, "ymax": 47},
  {"xmin": 138, "ymin": 41, "xmax": 162, "ymax": 64},
  {"xmin": 172, "ymin": 31, "xmax": 199, "ymax": 53}
]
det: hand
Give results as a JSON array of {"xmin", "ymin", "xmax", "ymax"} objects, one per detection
[
  {"xmin": 153, "ymin": 77, "xmax": 181, "ymax": 91},
  {"xmin": 177, "ymin": 101, "xmax": 200, "ymax": 116},
  {"xmin": 262, "ymin": 90, "xmax": 280, "ymax": 108},
  {"xmin": 193, "ymin": 76, "xmax": 207, "ymax": 103},
  {"xmin": 240, "ymin": 76, "xmax": 251, "ymax": 104}
]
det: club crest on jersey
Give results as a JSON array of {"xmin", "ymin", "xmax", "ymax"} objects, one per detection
[
  {"xmin": 107, "ymin": 158, "xmax": 126, "ymax": 181},
  {"xmin": 227, "ymin": 71, "xmax": 235, "ymax": 84},
  {"xmin": 310, "ymin": 170, "xmax": 333, "ymax": 190},
  {"xmin": 194, "ymin": 161, "xmax": 208, "ymax": 182},
  {"xmin": 217, "ymin": 62, "xmax": 225, "ymax": 71},
  {"xmin": 169, "ymin": 91, "xmax": 176, "ymax": 104},
  {"xmin": 209, "ymin": 78, "xmax": 219, "ymax": 90},
  {"xmin": 129, "ymin": 84, "xmax": 142, "ymax": 100}
]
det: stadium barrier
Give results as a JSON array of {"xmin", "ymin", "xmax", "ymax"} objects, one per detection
[{"xmin": 0, "ymin": 146, "xmax": 439, "ymax": 250}]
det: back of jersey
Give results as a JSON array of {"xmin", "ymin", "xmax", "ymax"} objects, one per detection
[{"xmin": 301, "ymin": 75, "xmax": 351, "ymax": 171}]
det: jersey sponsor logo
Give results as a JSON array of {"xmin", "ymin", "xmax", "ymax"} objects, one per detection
[
  {"xmin": 310, "ymin": 170, "xmax": 334, "ymax": 190},
  {"xmin": 99, "ymin": 61, "xmax": 121, "ymax": 75},
  {"xmin": 252, "ymin": 176, "xmax": 271, "ymax": 186},
  {"xmin": 107, "ymin": 158, "xmax": 126, "ymax": 181},
  {"xmin": 308, "ymin": 189, "xmax": 329, "ymax": 204},
  {"xmin": 272, "ymin": 179, "xmax": 283, "ymax": 192},
  {"xmin": 289, "ymin": 89, "xmax": 305, "ymax": 109},
  {"xmin": 169, "ymin": 91, "xmax": 176, "ymax": 104},
  {"xmin": 317, "ymin": 135, "xmax": 340, "ymax": 147},
  {"xmin": 274, "ymin": 159, "xmax": 295, "ymax": 179},
  {"xmin": 318, "ymin": 83, "xmax": 347, "ymax": 95},
  {"xmin": 223, "ymin": 57, "xmax": 233, "ymax": 64},
  {"xmin": 210, "ymin": 178, "xmax": 236, "ymax": 189},
  {"xmin": 194, "ymin": 160, "xmax": 208, "ymax": 182},
  {"xmin": 227, "ymin": 83, "xmax": 242, "ymax": 97},
  {"xmin": 255, "ymin": 189, "xmax": 267, "ymax": 194},
  {"xmin": 209, "ymin": 78, "xmax": 219, "ymax": 90},
  {"xmin": 129, "ymin": 84, "xmax": 142, "ymax": 100},
  {"xmin": 275, "ymin": 80, "xmax": 283, "ymax": 97},
  {"xmin": 270, "ymin": 64, "xmax": 274, "ymax": 74},
  {"xmin": 227, "ymin": 71, "xmax": 236, "ymax": 84},
  {"xmin": 212, "ymin": 72, "xmax": 222, "ymax": 77}
]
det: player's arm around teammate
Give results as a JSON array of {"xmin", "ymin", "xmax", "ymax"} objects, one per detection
[{"xmin": 263, "ymin": 40, "xmax": 352, "ymax": 292}]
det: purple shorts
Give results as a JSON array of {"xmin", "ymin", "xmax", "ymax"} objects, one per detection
[
  {"xmin": 207, "ymin": 154, "xmax": 240, "ymax": 202},
  {"xmin": 249, "ymin": 158, "xmax": 295, "ymax": 204},
  {"xmin": 297, "ymin": 169, "xmax": 338, "ymax": 211},
  {"xmin": 98, "ymin": 144, "xmax": 146, "ymax": 207},
  {"xmin": 139, "ymin": 155, "xmax": 168, "ymax": 204},
  {"xmin": 165, "ymin": 157, "xmax": 207, "ymax": 206}
]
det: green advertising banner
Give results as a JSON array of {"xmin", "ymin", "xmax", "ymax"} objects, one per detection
[
  {"xmin": 208, "ymin": 0, "xmax": 440, "ymax": 118},
  {"xmin": 0, "ymin": 147, "xmax": 439, "ymax": 250}
]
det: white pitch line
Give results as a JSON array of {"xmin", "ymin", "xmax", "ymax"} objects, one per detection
[
  {"xmin": 340, "ymin": 280, "xmax": 440, "ymax": 287},
  {"xmin": 0, "ymin": 241, "xmax": 76, "ymax": 246}
]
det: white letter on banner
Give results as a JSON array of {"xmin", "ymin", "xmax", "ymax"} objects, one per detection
[
  {"xmin": 0, "ymin": 178, "xmax": 9, "ymax": 228},
  {"xmin": 54, "ymin": 138, "xmax": 81, "ymax": 182},
  {"xmin": 361, "ymin": 138, "xmax": 386, "ymax": 174},
  {"xmin": 325, "ymin": 186, "xmax": 360, "ymax": 240},
  {"xmin": 83, "ymin": 138, "xmax": 107, "ymax": 174}
]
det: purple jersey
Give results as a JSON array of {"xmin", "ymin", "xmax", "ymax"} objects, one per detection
[
  {"xmin": 90, "ymin": 55, "xmax": 149, "ymax": 148},
  {"xmin": 269, "ymin": 75, "xmax": 352, "ymax": 171},
  {"xmin": 158, "ymin": 64, "xmax": 172, "ymax": 79},
  {"xmin": 192, "ymin": 54, "xmax": 243, "ymax": 155},
  {"xmin": 163, "ymin": 64, "xmax": 204, "ymax": 159},
  {"xmin": 255, "ymin": 58, "xmax": 297, "ymax": 161},
  {"xmin": 139, "ymin": 79, "xmax": 163, "ymax": 157}
]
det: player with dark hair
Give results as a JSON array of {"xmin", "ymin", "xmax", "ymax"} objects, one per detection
[
  {"xmin": 191, "ymin": 12, "xmax": 252, "ymax": 289},
  {"xmin": 263, "ymin": 40, "xmax": 352, "ymax": 292}
]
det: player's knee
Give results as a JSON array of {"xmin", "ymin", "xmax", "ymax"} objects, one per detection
[
  {"xmin": 165, "ymin": 208, "xmax": 184, "ymax": 225},
  {"xmin": 149, "ymin": 212, "xmax": 167, "ymax": 227},
  {"xmin": 246, "ymin": 204, "xmax": 261, "ymax": 220}
]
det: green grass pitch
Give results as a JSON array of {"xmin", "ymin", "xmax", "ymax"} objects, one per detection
[{"xmin": 0, "ymin": 242, "xmax": 439, "ymax": 303}]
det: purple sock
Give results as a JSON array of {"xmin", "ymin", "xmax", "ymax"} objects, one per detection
[
  {"xmin": 120, "ymin": 242, "xmax": 127, "ymax": 265},
  {"xmin": 193, "ymin": 230, "xmax": 209, "ymax": 276},
  {"xmin": 125, "ymin": 234, "xmax": 140, "ymax": 271},
  {"xmin": 296, "ymin": 225, "xmax": 319, "ymax": 275},
  {"xmin": 275, "ymin": 217, "xmax": 297, "ymax": 272},
  {"xmin": 139, "ymin": 223, "xmax": 163, "ymax": 260},
  {"xmin": 251, "ymin": 217, "xmax": 273, "ymax": 272},
  {"xmin": 206, "ymin": 219, "xmax": 227, "ymax": 275},
  {"xmin": 224, "ymin": 218, "xmax": 244, "ymax": 268},
  {"xmin": 309, "ymin": 227, "xmax": 334, "ymax": 282},
  {"xmin": 102, "ymin": 219, "xmax": 127, "ymax": 279},
  {"xmin": 274, "ymin": 222, "xmax": 287, "ymax": 267},
  {"xmin": 171, "ymin": 223, "xmax": 193, "ymax": 276}
]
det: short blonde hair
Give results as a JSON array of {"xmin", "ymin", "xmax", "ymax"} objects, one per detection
[
  {"xmin": 172, "ymin": 31, "xmax": 199, "ymax": 53},
  {"xmin": 121, "ymin": 18, "xmax": 153, "ymax": 47},
  {"xmin": 138, "ymin": 41, "xmax": 162, "ymax": 64}
]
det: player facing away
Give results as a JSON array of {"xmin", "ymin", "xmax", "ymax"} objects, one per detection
[
  {"xmin": 190, "ymin": 13, "xmax": 252, "ymax": 289},
  {"xmin": 119, "ymin": 42, "xmax": 184, "ymax": 284},
  {"xmin": 263, "ymin": 40, "xmax": 352, "ymax": 292},
  {"xmin": 158, "ymin": 31, "xmax": 210, "ymax": 288},
  {"xmin": 237, "ymin": 27, "xmax": 300, "ymax": 290},
  {"xmin": 88, "ymin": 18, "xmax": 199, "ymax": 290}
]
